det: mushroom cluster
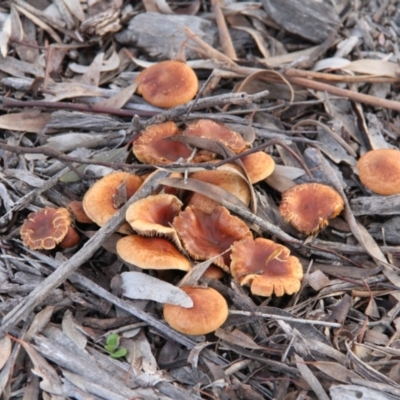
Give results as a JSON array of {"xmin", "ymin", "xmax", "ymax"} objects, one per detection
[{"xmin": 22, "ymin": 116, "xmax": 344, "ymax": 337}]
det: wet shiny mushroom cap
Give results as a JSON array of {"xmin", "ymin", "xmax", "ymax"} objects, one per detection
[
  {"xmin": 183, "ymin": 119, "xmax": 248, "ymax": 153},
  {"xmin": 163, "ymin": 286, "xmax": 228, "ymax": 335},
  {"xmin": 358, "ymin": 149, "xmax": 400, "ymax": 195},
  {"xmin": 135, "ymin": 60, "xmax": 198, "ymax": 108},
  {"xmin": 279, "ymin": 182, "xmax": 344, "ymax": 235},
  {"xmin": 173, "ymin": 206, "xmax": 252, "ymax": 271},
  {"xmin": 20, "ymin": 207, "xmax": 71, "ymax": 250},
  {"xmin": 231, "ymin": 238, "xmax": 303, "ymax": 297},
  {"xmin": 116, "ymin": 235, "xmax": 191, "ymax": 271},
  {"xmin": 82, "ymin": 172, "xmax": 143, "ymax": 234},
  {"xmin": 133, "ymin": 121, "xmax": 214, "ymax": 165}
]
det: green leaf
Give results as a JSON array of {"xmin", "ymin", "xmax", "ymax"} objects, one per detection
[
  {"xmin": 105, "ymin": 333, "xmax": 120, "ymax": 352},
  {"xmin": 110, "ymin": 347, "xmax": 127, "ymax": 359}
]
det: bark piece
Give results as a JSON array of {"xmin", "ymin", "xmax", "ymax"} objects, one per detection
[
  {"xmin": 115, "ymin": 12, "xmax": 217, "ymax": 60},
  {"xmin": 261, "ymin": 0, "xmax": 340, "ymax": 43}
]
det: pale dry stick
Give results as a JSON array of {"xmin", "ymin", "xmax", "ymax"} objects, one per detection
[
  {"xmin": 285, "ymin": 68, "xmax": 399, "ymax": 84},
  {"xmin": 0, "ymin": 171, "xmax": 169, "ymax": 337},
  {"xmin": 229, "ymin": 310, "xmax": 341, "ymax": 328},
  {"xmin": 285, "ymin": 75, "xmax": 400, "ymax": 113},
  {"xmin": 210, "ymin": 0, "xmax": 237, "ymax": 60}
]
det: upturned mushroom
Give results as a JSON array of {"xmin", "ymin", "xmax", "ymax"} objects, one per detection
[
  {"xmin": 231, "ymin": 238, "xmax": 303, "ymax": 297},
  {"xmin": 163, "ymin": 286, "xmax": 228, "ymax": 335},
  {"xmin": 125, "ymin": 194, "xmax": 182, "ymax": 243},
  {"xmin": 279, "ymin": 182, "xmax": 344, "ymax": 235},
  {"xmin": 357, "ymin": 148, "xmax": 400, "ymax": 195},
  {"xmin": 21, "ymin": 207, "xmax": 79, "ymax": 250},
  {"xmin": 82, "ymin": 172, "xmax": 143, "ymax": 234},
  {"xmin": 135, "ymin": 60, "xmax": 198, "ymax": 108},
  {"xmin": 173, "ymin": 206, "xmax": 253, "ymax": 271}
]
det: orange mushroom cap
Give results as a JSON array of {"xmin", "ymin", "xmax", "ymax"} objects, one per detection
[
  {"xmin": 116, "ymin": 235, "xmax": 191, "ymax": 271},
  {"xmin": 135, "ymin": 60, "xmax": 198, "ymax": 108},
  {"xmin": 183, "ymin": 119, "xmax": 248, "ymax": 153},
  {"xmin": 133, "ymin": 121, "xmax": 214, "ymax": 165},
  {"xmin": 186, "ymin": 167, "xmax": 251, "ymax": 214},
  {"xmin": 20, "ymin": 207, "xmax": 72, "ymax": 250},
  {"xmin": 125, "ymin": 194, "xmax": 182, "ymax": 243},
  {"xmin": 202, "ymin": 265, "xmax": 225, "ymax": 280},
  {"xmin": 82, "ymin": 172, "xmax": 143, "ymax": 234},
  {"xmin": 173, "ymin": 206, "xmax": 253, "ymax": 271},
  {"xmin": 240, "ymin": 151, "xmax": 275, "ymax": 184},
  {"xmin": 231, "ymin": 238, "xmax": 303, "ymax": 297},
  {"xmin": 163, "ymin": 286, "xmax": 228, "ymax": 335},
  {"xmin": 357, "ymin": 149, "xmax": 400, "ymax": 195},
  {"xmin": 279, "ymin": 182, "xmax": 344, "ymax": 235}
]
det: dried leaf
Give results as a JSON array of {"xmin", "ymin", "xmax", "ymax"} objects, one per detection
[
  {"xmin": 97, "ymin": 82, "xmax": 138, "ymax": 109},
  {"xmin": 0, "ymin": 335, "xmax": 12, "ymax": 370},
  {"xmin": 215, "ymin": 328, "xmax": 262, "ymax": 350},
  {"xmin": 306, "ymin": 270, "xmax": 330, "ymax": 291},
  {"xmin": 0, "ymin": 111, "xmax": 51, "ymax": 133},
  {"xmin": 120, "ymin": 271, "xmax": 193, "ymax": 307},
  {"xmin": 313, "ymin": 361, "xmax": 361, "ymax": 384},
  {"xmin": 62, "ymin": 310, "xmax": 87, "ymax": 350}
]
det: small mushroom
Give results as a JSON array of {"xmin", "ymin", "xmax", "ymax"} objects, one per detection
[
  {"xmin": 20, "ymin": 207, "xmax": 79, "ymax": 250},
  {"xmin": 132, "ymin": 121, "xmax": 214, "ymax": 165},
  {"xmin": 125, "ymin": 194, "xmax": 182, "ymax": 243},
  {"xmin": 357, "ymin": 148, "xmax": 400, "ymax": 195},
  {"xmin": 82, "ymin": 172, "xmax": 143, "ymax": 234},
  {"xmin": 239, "ymin": 151, "xmax": 275, "ymax": 184},
  {"xmin": 67, "ymin": 200, "xmax": 93, "ymax": 224},
  {"xmin": 279, "ymin": 182, "xmax": 344, "ymax": 235},
  {"xmin": 186, "ymin": 167, "xmax": 251, "ymax": 214},
  {"xmin": 183, "ymin": 119, "xmax": 248, "ymax": 153},
  {"xmin": 135, "ymin": 60, "xmax": 198, "ymax": 108},
  {"xmin": 231, "ymin": 238, "xmax": 303, "ymax": 297},
  {"xmin": 163, "ymin": 286, "xmax": 228, "ymax": 335},
  {"xmin": 173, "ymin": 206, "xmax": 253, "ymax": 271},
  {"xmin": 116, "ymin": 235, "xmax": 191, "ymax": 271}
]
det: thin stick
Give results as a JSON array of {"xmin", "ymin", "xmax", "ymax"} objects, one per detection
[
  {"xmin": 285, "ymin": 68, "xmax": 399, "ymax": 84},
  {"xmin": 230, "ymin": 310, "xmax": 341, "ymax": 328},
  {"xmin": 285, "ymin": 75, "xmax": 400, "ymax": 112}
]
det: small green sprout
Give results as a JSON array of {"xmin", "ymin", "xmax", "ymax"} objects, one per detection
[{"xmin": 104, "ymin": 333, "xmax": 127, "ymax": 359}]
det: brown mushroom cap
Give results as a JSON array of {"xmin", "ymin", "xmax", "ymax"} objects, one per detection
[
  {"xmin": 133, "ymin": 121, "xmax": 214, "ymax": 165},
  {"xmin": 20, "ymin": 207, "xmax": 72, "ymax": 250},
  {"xmin": 186, "ymin": 167, "xmax": 251, "ymax": 214},
  {"xmin": 59, "ymin": 226, "xmax": 80, "ymax": 249},
  {"xmin": 202, "ymin": 265, "xmax": 225, "ymax": 280},
  {"xmin": 173, "ymin": 206, "xmax": 253, "ymax": 271},
  {"xmin": 358, "ymin": 149, "xmax": 400, "ymax": 195},
  {"xmin": 82, "ymin": 172, "xmax": 143, "ymax": 234},
  {"xmin": 240, "ymin": 151, "xmax": 275, "ymax": 184},
  {"xmin": 163, "ymin": 286, "xmax": 228, "ymax": 335},
  {"xmin": 68, "ymin": 200, "xmax": 93, "ymax": 224},
  {"xmin": 135, "ymin": 60, "xmax": 198, "ymax": 108},
  {"xmin": 116, "ymin": 235, "xmax": 191, "ymax": 271},
  {"xmin": 125, "ymin": 194, "xmax": 182, "ymax": 242},
  {"xmin": 231, "ymin": 238, "xmax": 303, "ymax": 297},
  {"xmin": 183, "ymin": 119, "xmax": 248, "ymax": 153},
  {"xmin": 279, "ymin": 183, "xmax": 344, "ymax": 235}
]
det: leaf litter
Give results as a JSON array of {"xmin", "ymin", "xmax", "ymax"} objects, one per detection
[{"xmin": 1, "ymin": 0, "xmax": 400, "ymax": 399}]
